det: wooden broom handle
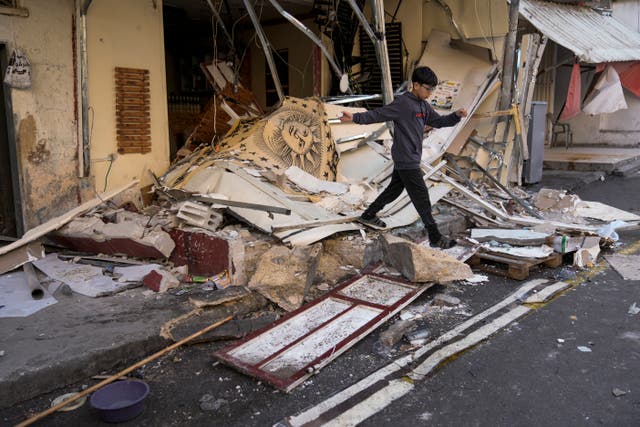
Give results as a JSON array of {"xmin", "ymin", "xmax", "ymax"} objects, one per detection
[{"xmin": 16, "ymin": 316, "xmax": 233, "ymax": 427}]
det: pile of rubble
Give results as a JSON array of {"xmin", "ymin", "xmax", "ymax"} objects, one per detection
[{"xmin": 2, "ymin": 38, "xmax": 640, "ymax": 394}]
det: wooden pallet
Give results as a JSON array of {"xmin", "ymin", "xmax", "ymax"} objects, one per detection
[{"xmin": 468, "ymin": 251, "xmax": 563, "ymax": 280}]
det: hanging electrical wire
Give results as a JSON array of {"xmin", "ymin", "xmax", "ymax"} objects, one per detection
[{"xmin": 474, "ymin": 0, "xmax": 498, "ymax": 62}]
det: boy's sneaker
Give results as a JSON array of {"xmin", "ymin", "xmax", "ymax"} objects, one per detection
[
  {"xmin": 357, "ymin": 214, "xmax": 386, "ymax": 229},
  {"xmin": 430, "ymin": 236, "xmax": 457, "ymax": 249}
]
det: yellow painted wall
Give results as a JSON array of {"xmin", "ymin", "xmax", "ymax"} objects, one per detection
[
  {"xmin": 87, "ymin": 0, "xmax": 169, "ymax": 192},
  {"xmin": 0, "ymin": 0, "xmax": 92, "ymax": 230}
]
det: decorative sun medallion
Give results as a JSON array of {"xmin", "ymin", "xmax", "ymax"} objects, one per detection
[
  {"xmin": 258, "ymin": 108, "xmax": 324, "ymax": 173},
  {"xmin": 214, "ymin": 97, "xmax": 338, "ymax": 180}
]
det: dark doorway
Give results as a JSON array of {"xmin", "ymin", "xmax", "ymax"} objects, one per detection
[{"xmin": 0, "ymin": 43, "xmax": 22, "ymax": 237}]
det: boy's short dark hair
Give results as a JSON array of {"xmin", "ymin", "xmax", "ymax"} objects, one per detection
[{"xmin": 412, "ymin": 66, "xmax": 438, "ymax": 87}]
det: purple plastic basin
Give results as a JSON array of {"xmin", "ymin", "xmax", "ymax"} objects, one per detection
[{"xmin": 90, "ymin": 380, "xmax": 150, "ymax": 423}]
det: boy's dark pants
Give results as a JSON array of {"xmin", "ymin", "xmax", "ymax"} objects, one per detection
[{"xmin": 362, "ymin": 167, "xmax": 442, "ymax": 241}]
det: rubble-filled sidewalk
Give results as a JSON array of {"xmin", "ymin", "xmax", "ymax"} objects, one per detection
[{"xmin": 2, "ymin": 67, "xmax": 640, "ymax": 419}]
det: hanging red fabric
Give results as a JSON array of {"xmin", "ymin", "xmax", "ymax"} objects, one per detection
[{"xmin": 560, "ymin": 61, "xmax": 582, "ymax": 121}]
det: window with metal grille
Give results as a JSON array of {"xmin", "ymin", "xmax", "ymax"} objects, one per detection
[
  {"xmin": 358, "ymin": 22, "xmax": 403, "ymax": 108},
  {"xmin": 115, "ymin": 67, "xmax": 151, "ymax": 154}
]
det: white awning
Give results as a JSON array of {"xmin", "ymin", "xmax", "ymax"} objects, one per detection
[{"xmin": 520, "ymin": 0, "xmax": 640, "ymax": 63}]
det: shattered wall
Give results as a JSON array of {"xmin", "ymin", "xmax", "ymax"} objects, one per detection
[
  {"xmin": 87, "ymin": 0, "xmax": 170, "ymax": 191},
  {"xmin": 249, "ymin": 18, "xmax": 318, "ymax": 109},
  {"xmin": 0, "ymin": 0, "xmax": 94, "ymax": 230}
]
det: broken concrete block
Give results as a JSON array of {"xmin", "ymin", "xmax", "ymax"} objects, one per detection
[
  {"xmin": 316, "ymin": 237, "xmax": 367, "ymax": 285},
  {"xmin": 169, "ymin": 227, "xmax": 246, "ymax": 286},
  {"xmin": 248, "ymin": 243, "xmax": 322, "ymax": 311},
  {"xmin": 143, "ymin": 269, "xmax": 179, "ymax": 293},
  {"xmin": 534, "ymin": 189, "xmax": 580, "ymax": 212},
  {"xmin": 432, "ymin": 294, "xmax": 461, "ymax": 307},
  {"xmin": 52, "ymin": 213, "xmax": 175, "ymax": 259},
  {"xmin": 379, "ymin": 319, "xmax": 415, "ymax": 347},
  {"xmin": 177, "ymin": 201, "xmax": 224, "ymax": 232},
  {"xmin": 380, "ymin": 234, "xmax": 473, "ymax": 283}
]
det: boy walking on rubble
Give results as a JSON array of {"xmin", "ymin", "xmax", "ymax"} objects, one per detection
[{"xmin": 340, "ymin": 66, "xmax": 467, "ymax": 249}]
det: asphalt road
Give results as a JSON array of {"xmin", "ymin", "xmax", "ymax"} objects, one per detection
[{"xmin": 3, "ymin": 174, "xmax": 640, "ymax": 427}]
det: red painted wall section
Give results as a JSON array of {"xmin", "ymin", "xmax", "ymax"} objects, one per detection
[{"xmin": 169, "ymin": 229, "xmax": 230, "ymax": 276}]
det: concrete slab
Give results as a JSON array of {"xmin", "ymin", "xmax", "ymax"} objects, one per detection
[
  {"xmin": 543, "ymin": 147, "xmax": 640, "ymax": 172},
  {"xmin": 0, "ymin": 286, "xmax": 190, "ymax": 409}
]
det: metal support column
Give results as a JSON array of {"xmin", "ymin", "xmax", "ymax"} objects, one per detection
[
  {"xmin": 370, "ymin": 0, "xmax": 394, "ymax": 105},
  {"xmin": 243, "ymin": 0, "xmax": 284, "ymax": 102}
]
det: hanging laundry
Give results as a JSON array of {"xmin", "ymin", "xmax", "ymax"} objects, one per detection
[
  {"xmin": 560, "ymin": 61, "xmax": 581, "ymax": 121},
  {"xmin": 618, "ymin": 61, "xmax": 640, "ymax": 98},
  {"xmin": 582, "ymin": 65, "xmax": 628, "ymax": 115}
]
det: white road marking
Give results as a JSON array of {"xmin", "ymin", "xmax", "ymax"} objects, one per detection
[{"xmin": 281, "ymin": 279, "xmax": 546, "ymax": 427}]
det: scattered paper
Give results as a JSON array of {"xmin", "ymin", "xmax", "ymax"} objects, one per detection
[
  {"xmin": 577, "ymin": 346, "xmax": 592, "ymax": 353},
  {"xmin": 628, "ymin": 302, "xmax": 640, "ymax": 315},
  {"xmin": 612, "ymin": 388, "xmax": 628, "ymax": 397},
  {"xmin": 0, "ymin": 272, "xmax": 57, "ymax": 318},
  {"xmin": 33, "ymin": 254, "xmax": 140, "ymax": 297}
]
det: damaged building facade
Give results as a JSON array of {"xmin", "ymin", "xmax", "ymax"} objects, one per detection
[
  {"xmin": 1, "ymin": 0, "xmax": 640, "ymax": 234},
  {"xmin": 2, "ymin": 0, "xmax": 640, "ymax": 420}
]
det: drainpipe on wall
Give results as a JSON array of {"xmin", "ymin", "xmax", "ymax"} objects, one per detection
[{"xmin": 79, "ymin": 0, "xmax": 93, "ymax": 177}]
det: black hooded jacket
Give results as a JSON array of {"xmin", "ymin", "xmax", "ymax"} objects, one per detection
[{"xmin": 352, "ymin": 92, "xmax": 461, "ymax": 169}]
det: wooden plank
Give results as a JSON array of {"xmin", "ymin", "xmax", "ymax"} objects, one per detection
[
  {"xmin": 116, "ymin": 117, "xmax": 149, "ymax": 124},
  {"xmin": 115, "ymin": 76, "xmax": 150, "ymax": 83},
  {"xmin": 116, "ymin": 111, "xmax": 150, "ymax": 118},
  {"xmin": 115, "ymin": 86, "xmax": 150, "ymax": 93},
  {"xmin": 118, "ymin": 147, "xmax": 151, "ymax": 154},
  {"xmin": 115, "ymin": 104, "xmax": 149, "ymax": 112},
  {"xmin": 468, "ymin": 251, "xmax": 562, "ymax": 280},
  {"xmin": 115, "ymin": 94, "xmax": 149, "ymax": 101},
  {"xmin": 117, "ymin": 140, "xmax": 152, "ymax": 147},
  {"xmin": 116, "ymin": 123, "xmax": 151, "ymax": 130},
  {"xmin": 0, "ymin": 181, "xmax": 139, "ymax": 262},
  {"xmin": 115, "ymin": 67, "xmax": 149, "ymax": 75},
  {"xmin": 117, "ymin": 138, "xmax": 151, "ymax": 145},
  {"xmin": 117, "ymin": 130, "xmax": 151, "ymax": 137}
]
